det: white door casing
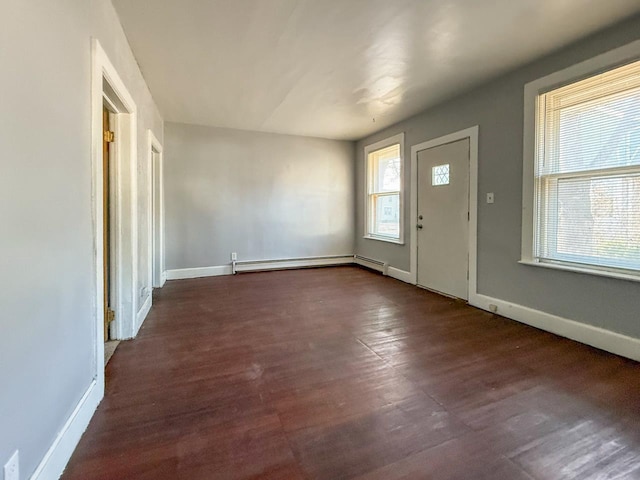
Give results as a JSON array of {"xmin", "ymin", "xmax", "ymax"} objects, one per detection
[{"xmin": 148, "ymin": 130, "xmax": 165, "ymax": 288}]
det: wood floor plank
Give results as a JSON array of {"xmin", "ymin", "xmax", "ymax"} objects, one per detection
[
  {"xmin": 63, "ymin": 266, "xmax": 640, "ymax": 480},
  {"xmin": 287, "ymin": 395, "xmax": 469, "ymax": 480},
  {"xmin": 351, "ymin": 432, "xmax": 536, "ymax": 480}
]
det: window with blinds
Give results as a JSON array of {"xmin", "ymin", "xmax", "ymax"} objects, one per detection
[
  {"xmin": 534, "ymin": 59, "xmax": 640, "ymax": 273},
  {"xmin": 366, "ymin": 142, "xmax": 402, "ymax": 241}
]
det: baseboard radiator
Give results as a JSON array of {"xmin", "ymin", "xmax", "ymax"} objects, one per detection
[
  {"xmin": 233, "ymin": 255, "xmax": 354, "ymax": 274},
  {"xmin": 353, "ymin": 255, "xmax": 389, "ymax": 275}
]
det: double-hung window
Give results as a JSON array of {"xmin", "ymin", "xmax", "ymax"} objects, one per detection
[
  {"xmin": 365, "ymin": 133, "xmax": 404, "ymax": 243},
  {"xmin": 523, "ymin": 53, "xmax": 640, "ymax": 277}
]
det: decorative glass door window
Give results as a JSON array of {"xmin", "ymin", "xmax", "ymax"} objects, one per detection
[{"xmin": 432, "ymin": 164, "xmax": 450, "ymax": 186}]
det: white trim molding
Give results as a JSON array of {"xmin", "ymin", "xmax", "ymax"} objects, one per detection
[
  {"xmin": 30, "ymin": 381, "xmax": 101, "ymax": 480},
  {"xmin": 92, "ymin": 38, "xmax": 139, "ymax": 343},
  {"xmin": 470, "ymin": 294, "xmax": 640, "ymax": 362},
  {"xmin": 387, "ymin": 266, "xmax": 412, "ymax": 284},
  {"xmin": 363, "ymin": 133, "xmax": 405, "ymax": 245},
  {"xmin": 165, "ymin": 265, "xmax": 233, "ymax": 280},
  {"xmin": 148, "ymin": 130, "xmax": 165, "ymax": 289},
  {"xmin": 352, "ymin": 250, "xmax": 640, "ymax": 361},
  {"xmin": 522, "ymin": 39, "xmax": 640, "ymax": 274},
  {"xmin": 135, "ymin": 293, "xmax": 153, "ymax": 335},
  {"xmin": 410, "ymin": 126, "xmax": 479, "ymax": 297},
  {"xmin": 518, "ymin": 259, "xmax": 640, "ymax": 284},
  {"xmin": 166, "ymin": 256, "xmax": 356, "ymax": 280},
  {"xmin": 353, "ymin": 255, "xmax": 412, "ymax": 283}
]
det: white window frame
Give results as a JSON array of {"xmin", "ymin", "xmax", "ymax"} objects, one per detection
[
  {"xmin": 521, "ymin": 39, "xmax": 640, "ymax": 283},
  {"xmin": 364, "ymin": 133, "xmax": 405, "ymax": 244}
]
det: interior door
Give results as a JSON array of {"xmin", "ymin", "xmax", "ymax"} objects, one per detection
[
  {"xmin": 102, "ymin": 106, "xmax": 114, "ymax": 340},
  {"xmin": 416, "ymin": 138, "xmax": 470, "ymax": 300}
]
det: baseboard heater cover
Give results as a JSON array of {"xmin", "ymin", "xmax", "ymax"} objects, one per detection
[
  {"xmin": 234, "ymin": 255, "xmax": 354, "ymax": 273},
  {"xmin": 354, "ymin": 255, "xmax": 389, "ymax": 275}
]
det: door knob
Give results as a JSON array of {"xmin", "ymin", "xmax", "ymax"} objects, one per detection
[{"xmin": 417, "ymin": 224, "xmax": 423, "ymax": 229}]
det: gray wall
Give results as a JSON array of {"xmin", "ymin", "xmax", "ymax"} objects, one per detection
[
  {"xmin": 355, "ymin": 15, "xmax": 640, "ymax": 339},
  {"xmin": 0, "ymin": 0, "xmax": 163, "ymax": 477},
  {"xmin": 164, "ymin": 123, "xmax": 355, "ymax": 269}
]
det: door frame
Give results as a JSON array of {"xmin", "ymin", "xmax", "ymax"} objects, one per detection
[
  {"xmin": 147, "ymin": 130, "xmax": 165, "ymax": 288},
  {"xmin": 409, "ymin": 126, "xmax": 479, "ymax": 298},
  {"xmin": 91, "ymin": 39, "xmax": 139, "ymax": 386}
]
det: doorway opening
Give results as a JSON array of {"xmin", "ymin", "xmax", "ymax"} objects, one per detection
[
  {"xmin": 102, "ymin": 104, "xmax": 116, "ymax": 345},
  {"xmin": 92, "ymin": 39, "xmax": 139, "ymax": 383},
  {"xmin": 148, "ymin": 131, "xmax": 164, "ymax": 289},
  {"xmin": 410, "ymin": 126, "xmax": 479, "ymax": 301}
]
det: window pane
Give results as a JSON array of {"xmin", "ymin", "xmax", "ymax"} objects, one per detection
[
  {"xmin": 372, "ymin": 193, "xmax": 400, "ymax": 238},
  {"xmin": 370, "ymin": 144, "xmax": 401, "ymax": 193},
  {"xmin": 555, "ymin": 89, "xmax": 640, "ymax": 174},
  {"xmin": 555, "ymin": 174, "xmax": 640, "ymax": 269}
]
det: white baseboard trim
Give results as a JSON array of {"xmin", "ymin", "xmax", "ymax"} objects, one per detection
[
  {"xmin": 470, "ymin": 293, "xmax": 640, "ymax": 362},
  {"xmin": 354, "ymin": 256, "xmax": 413, "ymax": 284},
  {"xmin": 387, "ymin": 267, "xmax": 413, "ymax": 284},
  {"xmin": 135, "ymin": 294, "xmax": 152, "ymax": 334},
  {"xmin": 30, "ymin": 380, "xmax": 102, "ymax": 480},
  {"xmin": 236, "ymin": 255, "xmax": 353, "ymax": 273},
  {"xmin": 165, "ymin": 265, "xmax": 233, "ymax": 280},
  {"xmin": 165, "ymin": 256, "xmax": 355, "ymax": 280},
  {"xmin": 351, "ymin": 254, "xmax": 640, "ymax": 362}
]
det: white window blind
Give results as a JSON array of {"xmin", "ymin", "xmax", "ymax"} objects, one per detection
[
  {"xmin": 534, "ymin": 59, "xmax": 640, "ymax": 273},
  {"xmin": 367, "ymin": 143, "xmax": 401, "ymax": 240}
]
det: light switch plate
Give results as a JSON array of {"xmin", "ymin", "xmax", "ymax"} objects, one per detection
[{"xmin": 486, "ymin": 192, "xmax": 495, "ymax": 204}]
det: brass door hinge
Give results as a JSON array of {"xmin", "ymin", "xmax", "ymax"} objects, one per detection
[
  {"xmin": 107, "ymin": 308, "xmax": 115, "ymax": 324},
  {"xmin": 104, "ymin": 130, "xmax": 115, "ymax": 143}
]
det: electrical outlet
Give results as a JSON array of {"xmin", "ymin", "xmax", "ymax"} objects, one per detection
[
  {"xmin": 231, "ymin": 252, "xmax": 237, "ymax": 261},
  {"xmin": 4, "ymin": 450, "xmax": 19, "ymax": 480}
]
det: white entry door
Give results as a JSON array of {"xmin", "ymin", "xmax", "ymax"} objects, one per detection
[{"xmin": 416, "ymin": 138, "xmax": 470, "ymax": 300}]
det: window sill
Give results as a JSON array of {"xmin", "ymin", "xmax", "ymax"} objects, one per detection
[
  {"xmin": 363, "ymin": 235, "xmax": 404, "ymax": 245},
  {"xmin": 518, "ymin": 259, "xmax": 640, "ymax": 283}
]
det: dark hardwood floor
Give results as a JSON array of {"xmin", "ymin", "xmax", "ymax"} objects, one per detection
[{"xmin": 63, "ymin": 266, "xmax": 640, "ymax": 480}]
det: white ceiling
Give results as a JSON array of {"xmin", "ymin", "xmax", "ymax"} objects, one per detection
[{"xmin": 112, "ymin": 0, "xmax": 640, "ymax": 140}]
